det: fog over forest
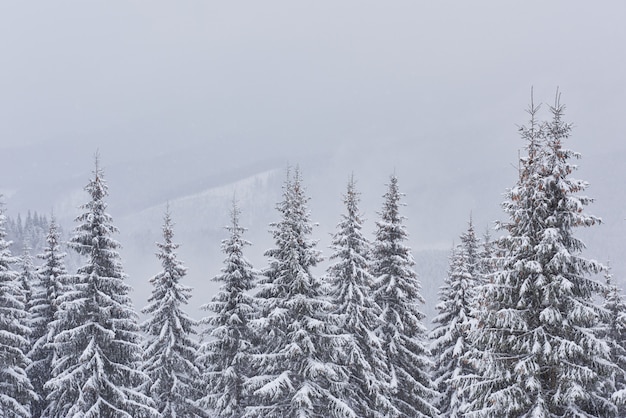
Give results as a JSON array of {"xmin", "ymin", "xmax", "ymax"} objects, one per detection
[{"xmin": 1, "ymin": 1, "xmax": 625, "ymax": 322}]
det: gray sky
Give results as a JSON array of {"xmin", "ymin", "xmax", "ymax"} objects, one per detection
[
  {"xmin": 2, "ymin": 1, "xmax": 625, "ymax": 157},
  {"xmin": 2, "ymin": 1, "xmax": 626, "ymax": 315},
  {"xmin": 3, "ymin": 1, "xmax": 623, "ymax": 215}
]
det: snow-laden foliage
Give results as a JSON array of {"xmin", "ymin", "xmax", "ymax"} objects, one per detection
[
  {"xmin": 44, "ymin": 160, "xmax": 158, "ymax": 418},
  {"xmin": 17, "ymin": 245, "xmax": 36, "ymax": 309},
  {"xmin": 466, "ymin": 97, "xmax": 615, "ymax": 417},
  {"xmin": 601, "ymin": 266, "xmax": 626, "ymax": 414},
  {"xmin": 326, "ymin": 177, "xmax": 396, "ymax": 418},
  {"xmin": 27, "ymin": 218, "xmax": 67, "ymax": 418},
  {"xmin": 199, "ymin": 201, "xmax": 259, "ymax": 418},
  {"xmin": 6, "ymin": 211, "xmax": 49, "ymax": 258},
  {"xmin": 246, "ymin": 168, "xmax": 354, "ymax": 418},
  {"xmin": 0, "ymin": 202, "xmax": 36, "ymax": 417},
  {"xmin": 430, "ymin": 219, "xmax": 480, "ymax": 417},
  {"xmin": 371, "ymin": 175, "xmax": 438, "ymax": 418},
  {"xmin": 142, "ymin": 207, "xmax": 201, "ymax": 417},
  {"xmin": 478, "ymin": 228, "xmax": 496, "ymax": 283}
]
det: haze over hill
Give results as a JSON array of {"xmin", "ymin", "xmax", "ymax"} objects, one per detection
[
  {"xmin": 1, "ymin": 1, "xmax": 625, "ymax": 321},
  {"xmin": 2, "ymin": 137, "xmax": 624, "ymax": 323}
]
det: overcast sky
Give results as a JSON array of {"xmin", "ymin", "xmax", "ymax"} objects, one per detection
[
  {"xmin": 2, "ymin": 1, "xmax": 625, "ymax": 158},
  {"xmin": 2, "ymin": 1, "xmax": 626, "ymax": 317},
  {"xmin": 3, "ymin": 1, "xmax": 625, "ymax": 226},
  {"xmin": 2, "ymin": 1, "xmax": 624, "ymax": 213}
]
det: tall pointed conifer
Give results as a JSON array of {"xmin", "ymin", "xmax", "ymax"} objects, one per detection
[
  {"xmin": 0, "ymin": 202, "xmax": 35, "ymax": 417},
  {"xmin": 142, "ymin": 207, "xmax": 201, "ymax": 417},
  {"xmin": 466, "ymin": 95, "xmax": 615, "ymax": 417},
  {"xmin": 371, "ymin": 175, "xmax": 437, "ymax": 418},
  {"xmin": 430, "ymin": 219, "xmax": 480, "ymax": 417},
  {"xmin": 326, "ymin": 176, "xmax": 395, "ymax": 418},
  {"xmin": 44, "ymin": 158, "xmax": 157, "ymax": 418},
  {"xmin": 602, "ymin": 266, "xmax": 626, "ymax": 414},
  {"xmin": 246, "ymin": 167, "xmax": 354, "ymax": 418},
  {"xmin": 27, "ymin": 218, "xmax": 67, "ymax": 418},
  {"xmin": 17, "ymin": 245, "xmax": 36, "ymax": 310},
  {"xmin": 199, "ymin": 201, "xmax": 258, "ymax": 417}
]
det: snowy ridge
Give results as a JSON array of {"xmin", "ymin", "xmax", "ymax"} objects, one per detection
[
  {"xmin": 120, "ymin": 167, "xmax": 282, "ymax": 241},
  {"xmin": 117, "ymin": 168, "xmax": 284, "ymax": 319}
]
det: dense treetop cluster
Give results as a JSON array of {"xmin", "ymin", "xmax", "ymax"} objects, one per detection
[{"xmin": 0, "ymin": 95, "xmax": 623, "ymax": 417}]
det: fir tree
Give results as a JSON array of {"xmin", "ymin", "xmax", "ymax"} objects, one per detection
[
  {"xmin": 198, "ymin": 201, "xmax": 259, "ymax": 417},
  {"xmin": 142, "ymin": 207, "xmax": 201, "ymax": 417},
  {"xmin": 246, "ymin": 167, "xmax": 354, "ymax": 418},
  {"xmin": 44, "ymin": 159, "xmax": 158, "ymax": 418},
  {"xmin": 17, "ymin": 245, "xmax": 36, "ymax": 310},
  {"xmin": 326, "ymin": 176, "xmax": 395, "ymax": 418},
  {"xmin": 371, "ymin": 175, "xmax": 437, "ymax": 418},
  {"xmin": 6, "ymin": 212, "xmax": 49, "ymax": 257},
  {"xmin": 478, "ymin": 228, "xmax": 496, "ymax": 284},
  {"xmin": 466, "ymin": 96, "xmax": 615, "ymax": 417},
  {"xmin": 27, "ymin": 218, "xmax": 68, "ymax": 418},
  {"xmin": 430, "ymin": 219, "xmax": 480, "ymax": 417},
  {"xmin": 602, "ymin": 265, "xmax": 626, "ymax": 415},
  {"xmin": 0, "ymin": 201, "xmax": 36, "ymax": 417}
]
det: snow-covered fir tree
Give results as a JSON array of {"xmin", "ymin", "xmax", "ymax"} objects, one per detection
[
  {"xmin": 0, "ymin": 201, "xmax": 36, "ymax": 417},
  {"xmin": 326, "ymin": 176, "xmax": 396, "ymax": 418},
  {"xmin": 465, "ymin": 96, "xmax": 615, "ymax": 417},
  {"xmin": 6, "ymin": 211, "xmax": 49, "ymax": 257},
  {"xmin": 478, "ymin": 228, "xmax": 496, "ymax": 285},
  {"xmin": 371, "ymin": 175, "xmax": 437, "ymax": 418},
  {"xmin": 27, "ymin": 218, "xmax": 67, "ymax": 418},
  {"xmin": 602, "ymin": 265, "xmax": 626, "ymax": 414},
  {"xmin": 198, "ymin": 200, "xmax": 259, "ymax": 417},
  {"xmin": 44, "ymin": 159, "xmax": 158, "ymax": 418},
  {"xmin": 17, "ymin": 245, "xmax": 36, "ymax": 309},
  {"xmin": 141, "ymin": 207, "xmax": 201, "ymax": 417},
  {"xmin": 430, "ymin": 218, "xmax": 480, "ymax": 417},
  {"xmin": 246, "ymin": 167, "xmax": 354, "ymax": 418}
]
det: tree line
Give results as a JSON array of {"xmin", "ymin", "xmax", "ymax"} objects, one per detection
[{"xmin": 0, "ymin": 94, "xmax": 623, "ymax": 417}]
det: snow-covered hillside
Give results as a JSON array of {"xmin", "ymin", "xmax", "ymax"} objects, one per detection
[{"xmin": 2, "ymin": 140, "xmax": 623, "ymax": 324}]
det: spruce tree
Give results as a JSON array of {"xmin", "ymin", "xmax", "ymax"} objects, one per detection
[
  {"xmin": 430, "ymin": 219, "xmax": 480, "ymax": 417},
  {"xmin": 17, "ymin": 245, "xmax": 36, "ymax": 309},
  {"xmin": 141, "ymin": 207, "xmax": 201, "ymax": 417},
  {"xmin": 0, "ymin": 202, "xmax": 35, "ymax": 417},
  {"xmin": 326, "ymin": 177, "xmax": 396, "ymax": 418},
  {"xmin": 246, "ymin": 167, "xmax": 354, "ymax": 418},
  {"xmin": 371, "ymin": 175, "xmax": 437, "ymax": 418},
  {"xmin": 198, "ymin": 201, "xmax": 258, "ymax": 417},
  {"xmin": 602, "ymin": 265, "xmax": 626, "ymax": 415},
  {"xmin": 6, "ymin": 212, "xmax": 49, "ymax": 258},
  {"xmin": 27, "ymin": 218, "xmax": 68, "ymax": 418},
  {"xmin": 44, "ymin": 159, "xmax": 157, "ymax": 418},
  {"xmin": 466, "ymin": 96, "xmax": 615, "ymax": 417},
  {"xmin": 478, "ymin": 228, "xmax": 495, "ymax": 285}
]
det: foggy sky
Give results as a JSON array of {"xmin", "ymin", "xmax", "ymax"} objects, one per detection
[
  {"xmin": 2, "ymin": 2, "xmax": 625, "ymax": 157},
  {"xmin": 2, "ymin": 1, "xmax": 626, "ymax": 317},
  {"xmin": 3, "ymin": 1, "xmax": 624, "ymax": 225}
]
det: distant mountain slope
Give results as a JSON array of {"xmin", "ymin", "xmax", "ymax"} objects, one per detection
[{"xmin": 2, "ymin": 141, "xmax": 623, "ymax": 323}]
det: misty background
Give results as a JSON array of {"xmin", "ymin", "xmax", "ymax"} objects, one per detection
[{"xmin": 1, "ymin": 1, "xmax": 625, "ymax": 322}]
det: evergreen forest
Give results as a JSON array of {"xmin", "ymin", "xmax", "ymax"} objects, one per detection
[{"xmin": 0, "ymin": 97, "xmax": 623, "ymax": 418}]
